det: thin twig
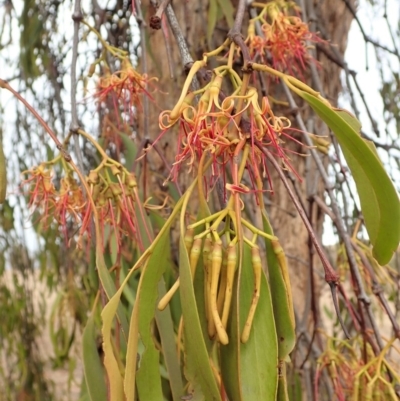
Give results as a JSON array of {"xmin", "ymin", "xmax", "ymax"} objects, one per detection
[
  {"xmin": 299, "ymin": 199, "xmax": 323, "ymax": 368},
  {"xmin": 149, "ymin": 0, "xmax": 171, "ymax": 30},
  {"xmin": 351, "ymin": 242, "xmax": 400, "ymax": 340},
  {"xmin": 0, "ymin": 79, "xmax": 71, "ymax": 161},
  {"xmin": 70, "ymin": 0, "xmax": 86, "ymax": 174},
  {"xmin": 256, "ymin": 142, "xmax": 338, "ymax": 283},
  {"xmin": 349, "ymin": 70, "xmax": 380, "ymax": 136},
  {"xmin": 134, "ymin": 0, "xmax": 150, "ymax": 140},
  {"xmin": 161, "ymin": 16, "xmax": 175, "ymax": 79},
  {"xmin": 165, "ymin": 7, "xmax": 194, "ymax": 71},
  {"xmin": 341, "ymin": 0, "xmax": 400, "ymax": 58},
  {"xmin": 133, "ymin": 138, "xmax": 182, "ymax": 197},
  {"xmin": 228, "ymin": 0, "xmax": 250, "ymax": 64}
]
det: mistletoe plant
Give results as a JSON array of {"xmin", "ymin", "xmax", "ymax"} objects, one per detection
[{"xmin": 0, "ymin": 0, "xmax": 399, "ymax": 400}]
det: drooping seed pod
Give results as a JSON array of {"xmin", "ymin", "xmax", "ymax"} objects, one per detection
[
  {"xmin": 217, "ymin": 248, "xmax": 228, "ymax": 316},
  {"xmin": 206, "ymin": 243, "xmax": 216, "ymax": 338},
  {"xmin": 221, "ymin": 242, "xmax": 237, "ymax": 329},
  {"xmin": 210, "ymin": 242, "xmax": 228, "ymax": 344}
]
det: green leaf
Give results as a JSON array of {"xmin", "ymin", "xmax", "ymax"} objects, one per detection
[
  {"xmin": 97, "ymin": 249, "xmax": 129, "ymax": 335},
  {"xmin": 179, "ymin": 235, "xmax": 221, "ymax": 401},
  {"xmin": 100, "ymin": 262, "xmax": 125, "ymax": 401},
  {"xmin": 288, "ymin": 370, "xmax": 303, "ymax": 401},
  {"xmin": 221, "ymin": 243, "xmax": 278, "ymax": 400},
  {"xmin": 207, "ymin": 0, "xmax": 233, "ymax": 49},
  {"xmin": 156, "ymin": 278, "xmax": 185, "ymax": 401},
  {"xmin": 135, "ymin": 231, "xmax": 170, "ymax": 401},
  {"xmin": 118, "ymin": 132, "xmax": 137, "ymax": 171},
  {"xmin": 298, "ymin": 91, "xmax": 400, "ymax": 265},
  {"xmin": 262, "ymin": 213, "xmax": 295, "ymax": 360},
  {"xmin": 151, "ymin": 208, "xmax": 202, "ymax": 401},
  {"xmin": 207, "ymin": 0, "xmax": 218, "ymax": 47},
  {"xmin": 216, "ymin": 0, "xmax": 234, "ymax": 27},
  {"xmin": 82, "ymin": 316, "xmax": 107, "ymax": 401}
]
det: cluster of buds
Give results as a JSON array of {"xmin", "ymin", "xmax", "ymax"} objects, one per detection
[
  {"xmin": 22, "ymin": 161, "xmax": 139, "ymax": 249},
  {"xmin": 158, "ymin": 209, "xmax": 277, "ymax": 344},
  {"xmin": 245, "ymin": 0, "xmax": 325, "ymax": 76},
  {"xmin": 315, "ymin": 336, "xmax": 400, "ymax": 399}
]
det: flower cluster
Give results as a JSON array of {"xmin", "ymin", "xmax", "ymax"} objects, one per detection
[
  {"xmin": 157, "ymin": 69, "xmax": 304, "ymax": 196},
  {"xmin": 22, "ymin": 164, "xmax": 85, "ymax": 239},
  {"xmin": 94, "ymin": 58, "xmax": 156, "ymax": 124},
  {"xmin": 82, "ymin": 165, "xmax": 139, "ymax": 250},
  {"xmin": 22, "ymin": 162, "xmax": 139, "ymax": 249},
  {"xmin": 245, "ymin": 1, "xmax": 324, "ymax": 76}
]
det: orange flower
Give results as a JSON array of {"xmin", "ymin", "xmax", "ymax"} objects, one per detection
[
  {"xmin": 81, "ymin": 168, "xmax": 139, "ymax": 251},
  {"xmin": 245, "ymin": 2, "xmax": 325, "ymax": 76},
  {"xmin": 53, "ymin": 176, "xmax": 85, "ymax": 240},
  {"xmin": 262, "ymin": 12, "xmax": 322, "ymax": 76},
  {"xmin": 22, "ymin": 164, "xmax": 57, "ymax": 227},
  {"xmin": 95, "ymin": 58, "xmax": 157, "ymax": 124}
]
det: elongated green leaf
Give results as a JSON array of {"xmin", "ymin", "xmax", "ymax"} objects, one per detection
[
  {"xmin": 101, "ymin": 279, "xmax": 125, "ymax": 401},
  {"xmin": 97, "ymin": 250, "xmax": 129, "ymax": 335},
  {"xmin": 149, "ymin": 211, "xmax": 184, "ymax": 401},
  {"xmin": 118, "ymin": 132, "xmax": 137, "ymax": 171},
  {"xmin": 216, "ymin": 0, "xmax": 234, "ymax": 27},
  {"xmin": 123, "ymin": 200, "xmax": 186, "ymax": 400},
  {"xmin": 239, "ymin": 244, "xmax": 278, "ymax": 399},
  {"xmin": 156, "ymin": 278, "xmax": 184, "ymax": 401},
  {"xmin": 222, "ymin": 243, "xmax": 278, "ymax": 400},
  {"xmin": 298, "ymin": 91, "xmax": 400, "ymax": 265},
  {"xmin": 135, "ymin": 230, "xmax": 170, "ymax": 400},
  {"xmin": 82, "ymin": 316, "xmax": 107, "ymax": 401},
  {"xmin": 179, "ymin": 236, "xmax": 221, "ymax": 401},
  {"xmin": 262, "ymin": 213, "xmax": 295, "ymax": 360},
  {"xmin": 207, "ymin": 0, "xmax": 218, "ymax": 47}
]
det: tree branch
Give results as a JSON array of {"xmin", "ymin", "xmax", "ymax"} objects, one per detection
[{"xmin": 70, "ymin": 0, "xmax": 86, "ymax": 174}]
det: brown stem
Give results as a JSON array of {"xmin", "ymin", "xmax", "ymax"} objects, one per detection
[
  {"xmin": 351, "ymin": 242, "xmax": 400, "ymax": 340},
  {"xmin": 70, "ymin": 0, "xmax": 86, "ymax": 175},
  {"xmin": 133, "ymin": 138, "xmax": 182, "ymax": 197},
  {"xmin": 0, "ymin": 79, "xmax": 71, "ymax": 161},
  {"xmin": 299, "ymin": 199, "xmax": 323, "ymax": 369},
  {"xmin": 341, "ymin": 0, "xmax": 400, "ymax": 58},
  {"xmin": 256, "ymin": 142, "xmax": 353, "ymax": 338},
  {"xmin": 228, "ymin": 0, "xmax": 251, "ymax": 64},
  {"xmin": 135, "ymin": 0, "xmax": 150, "ymax": 140},
  {"xmin": 165, "ymin": 5, "xmax": 197, "ymax": 82},
  {"xmin": 329, "ymin": 283, "xmax": 351, "ymax": 339},
  {"xmin": 149, "ymin": 0, "xmax": 171, "ymax": 30},
  {"xmin": 161, "ymin": 16, "xmax": 175, "ymax": 79}
]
